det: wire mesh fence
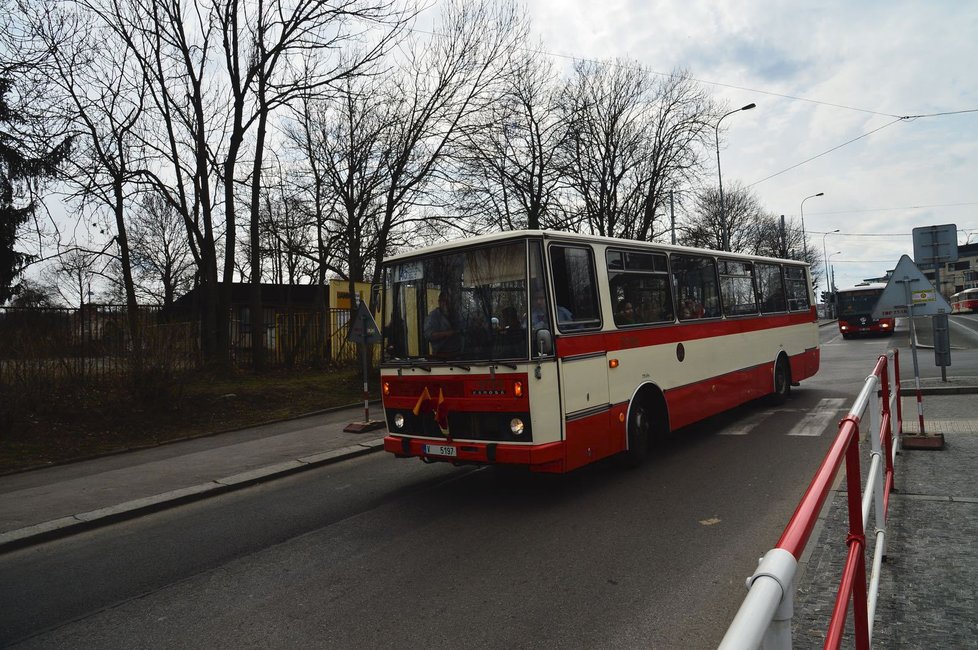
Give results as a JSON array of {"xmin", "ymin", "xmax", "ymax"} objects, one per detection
[{"xmin": 0, "ymin": 305, "xmax": 364, "ymax": 388}]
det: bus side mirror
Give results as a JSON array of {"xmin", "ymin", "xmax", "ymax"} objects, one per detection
[{"xmin": 536, "ymin": 328, "xmax": 553, "ymax": 356}]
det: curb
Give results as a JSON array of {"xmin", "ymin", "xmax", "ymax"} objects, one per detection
[{"xmin": 0, "ymin": 437, "xmax": 386, "ymax": 555}]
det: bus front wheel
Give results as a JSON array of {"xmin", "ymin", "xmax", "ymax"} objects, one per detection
[{"xmin": 619, "ymin": 402, "xmax": 651, "ymax": 467}]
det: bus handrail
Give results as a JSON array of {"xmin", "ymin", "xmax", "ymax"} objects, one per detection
[{"xmin": 718, "ymin": 349, "xmax": 901, "ymax": 650}]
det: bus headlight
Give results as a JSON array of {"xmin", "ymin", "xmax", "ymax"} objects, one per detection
[
  {"xmin": 510, "ymin": 418, "xmax": 525, "ymax": 436},
  {"xmin": 394, "ymin": 413, "xmax": 405, "ymax": 429}
]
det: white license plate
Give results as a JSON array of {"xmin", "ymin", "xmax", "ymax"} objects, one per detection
[{"xmin": 423, "ymin": 444, "xmax": 457, "ymax": 457}]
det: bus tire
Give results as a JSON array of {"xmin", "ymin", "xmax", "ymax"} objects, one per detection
[
  {"xmin": 619, "ymin": 401, "xmax": 650, "ymax": 467},
  {"xmin": 770, "ymin": 355, "xmax": 791, "ymax": 404}
]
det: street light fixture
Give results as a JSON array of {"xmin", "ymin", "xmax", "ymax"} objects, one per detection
[
  {"xmin": 715, "ymin": 102, "xmax": 756, "ymax": 252},
  {"xmin": 799, "ymin": 192, "xmax": 824, "ymax": 261},
  {"xmin": 827, "ymin": 250, "xmax": 842, "ymax": 318},
  {"xmin": 821, "ymin": 229, "xmax": 840, "ymax": 293},
  {"xmin": 828, "ymin": 251, "xmax": 842, "ymax": 288}
]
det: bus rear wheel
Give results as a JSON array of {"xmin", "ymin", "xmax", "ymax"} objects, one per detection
[{"xmin": 770, "ymin": 356, "xmax": 791, "ymax": 404}]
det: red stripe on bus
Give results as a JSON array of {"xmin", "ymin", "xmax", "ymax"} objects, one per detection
[{"xmin": 556, "ymin": 311, "xmax": 815, "ymax": 357}]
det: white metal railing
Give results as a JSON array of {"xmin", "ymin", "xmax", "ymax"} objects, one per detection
[{"xmin": 718, "ymin": 349, "xmax": 901, "ymax": 650}]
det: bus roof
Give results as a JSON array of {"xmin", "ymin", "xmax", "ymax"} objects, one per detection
[
  {"xmin": 836, "ymin": 282, "xmax": 888, "ymax": 294},
  {"xmin": 381, "ymin": 229, "xmax": 810, "ymax": 267}
]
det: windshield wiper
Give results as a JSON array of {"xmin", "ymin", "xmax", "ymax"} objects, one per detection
[
  {"xmin": 407, "ymin": 360, "xmax": 433, "ymax": 372},
  {"xmin": 448, "ymin": 362, "xmax": 471, "ymax": 371},
  {"xmin": 491, "ymin": 361, "xmax": 518, "ymax": 371}
]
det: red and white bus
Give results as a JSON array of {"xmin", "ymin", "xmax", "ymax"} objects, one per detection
[
  {"xmin": 835, "ymin": 282, "xmax": 895, "ymax": 338},
  {"xmin": 951, "ymin": 287, "xmax": 978, "ymax": 314},
  {"xmin": 378, "ymin": 231, "xmax": 819, "ymax": 473}
]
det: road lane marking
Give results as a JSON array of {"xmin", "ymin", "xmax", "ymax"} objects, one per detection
[
  {"xmin": 787, "ymin": 398, "xmax": 848, "ymax": 437},
  {"xmin": 718, "ymin": 410, "xmax": 772, "ymax": 435}
]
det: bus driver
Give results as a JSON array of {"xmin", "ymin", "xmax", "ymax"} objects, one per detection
[{"xmin": 424, "ymin": 292, "xmax": 462, "ymax": 356}]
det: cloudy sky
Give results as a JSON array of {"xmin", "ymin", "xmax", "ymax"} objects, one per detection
[{"xmin": 520, "ymin": 0, "xmax": 978, "ymax": 292}]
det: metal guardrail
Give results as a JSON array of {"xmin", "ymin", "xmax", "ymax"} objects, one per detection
[{"xmin": 718, "ymin": 349, "xmax": 902, "ymax": 650}]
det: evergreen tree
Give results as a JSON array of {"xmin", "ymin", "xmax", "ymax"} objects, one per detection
[{"xmin": 0, "ymin": 76, "xmax": 70, "ymax": 304}]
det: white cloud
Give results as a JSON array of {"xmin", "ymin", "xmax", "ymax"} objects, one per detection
[{"xmin": 524, "ymin": 0, "xmax": 978, "ymax": 290}]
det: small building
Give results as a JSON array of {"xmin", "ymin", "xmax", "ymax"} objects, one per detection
[
  {"xmin": 920, "ymin": 242, "xmax": 978, "ymax": 298},
  {"xmin": 169, "ymin": 280, "xmax": 376, "ymax": 363}
]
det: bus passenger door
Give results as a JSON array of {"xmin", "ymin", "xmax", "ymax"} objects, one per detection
[{"xmin": 559, "ymin": 352, "xmax": 612, "ymax": 471}]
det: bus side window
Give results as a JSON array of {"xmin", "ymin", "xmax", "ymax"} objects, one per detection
[
  {"xmin": 784, "ymin": 266, "xmax": 811, "ymax": 311},
  {"xmin": 549, "ymin": 245, "xmax": 601, "ymax": 331},
  {"xmin": 606, "ymin": 249, "xmax": 673, "ymax": 327},
  {"xmin": 756, "ymin": 263, "xmax": 787, "ymax": 313},
  {"xmin": 671, "ymin": 253, "xmax": 720, "ymax": 321},
  {"xmin": 719, "ymin": 260, "xmax": 758, "ymax": 316}
]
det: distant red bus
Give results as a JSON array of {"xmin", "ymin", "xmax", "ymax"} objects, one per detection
[
  {"xmin": 951, "ymin": 288, "xmax": 978, "ymax": 314},
  {"xmin": 836, "ymin": 283, "xmax": 895, "ymax": 338}
]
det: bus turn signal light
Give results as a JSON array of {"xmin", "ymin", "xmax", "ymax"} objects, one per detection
[
  {"xmin": 609, "ymin": 359, "xmax": 619, "ymax": 368},
  {"xmin": 383, "ymin": 381, "xmax": 391, "ymax": 396},
  {"xmin": 513, "ymin": 381, "xmax": 523, "ymax": 397}
]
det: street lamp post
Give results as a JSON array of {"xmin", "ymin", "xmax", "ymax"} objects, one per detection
[
  {"xmin": 715, "ymin": 102, "xmax": 756, "ymax": 252},
  {"xmin": 821, "ymin": 229, "xmax": 840, "ymax": 293},
  {"xmin": 828, "ymin": 250, "xmax": 842, "ymax": 318},
  {"xmin": 800, "ymin": 192, "xmax": 824, "ymax": 262}
]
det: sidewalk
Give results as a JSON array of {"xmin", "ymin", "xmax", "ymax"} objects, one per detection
[
  {"xmin": 792, "ymin": 389, "xmax": 978, "ymax": 648},
  {"xmin": 0, "ymin": 405, "xmax": 386, "ymax": 552}
]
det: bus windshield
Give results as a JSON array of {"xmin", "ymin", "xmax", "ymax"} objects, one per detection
[
  {"xmin": 838, "ymin": 288, "xmax": 883, "ymax": 316},
  {"xmin": 382, "ymin": 241, "xmax": 538, "ymax": 363}
]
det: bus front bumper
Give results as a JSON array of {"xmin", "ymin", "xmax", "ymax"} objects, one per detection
[{"xmin": 384, "ymin": 435, "xmax": 566, "ymax": 473}]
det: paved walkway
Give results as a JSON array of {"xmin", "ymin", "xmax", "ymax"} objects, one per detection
[
  {"xmin": 792, "ymin": 390, "xmax": 978, "ymax": 648},
  {"xmin": 2, "ymin": 378, "xmax": 976, "ymax": 647},
  {"xmin": 0, "ymin": 405, "xmax": 386, "ymax": 550}
]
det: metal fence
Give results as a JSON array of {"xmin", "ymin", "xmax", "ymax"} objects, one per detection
[
  {"xmin": 1, "ymin": 305, "xmax": 363, "ymax": 386},
  {"xmin": 719, "ymin": 349, "xmax": 901, "ymax": 649}
]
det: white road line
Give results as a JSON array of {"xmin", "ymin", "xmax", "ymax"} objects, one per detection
[
  {"xmin": 718, "ymin": 410, "xmax": 772, "ymax": 436},
  {"xmin": 787, "ymin": 398, "xmax": 848, "ymax": 437}
]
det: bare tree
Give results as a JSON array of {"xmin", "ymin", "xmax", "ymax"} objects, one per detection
[
  {"xmin": 128, "ymin": 192, "xmax": 196, "ymax": 308},
  {"xmin": 26, "ymin": 2, "xmax": 149, "ymax": 367},
  {"xmin": 213, "ymin": 0, "xmax": 408, "ymax": 369},
  {"xmin": 556, "ymin": 59, "xmax": 652, "ymax": 238},
  {"xmin": 624, "ymin": 69, "xmax": 719, "ymax": 241},
  {"xmin": 680, "ymin": 183, "xmax": 764, "ymax": 252},
  {"xmin": 287, "ymin": 73, "xmax": 390, "ymax": 287},
  {"xmin": 452, "ymin": 45, "xmax": 569, "ymax": 232},
  {"xmin": 367, "ymin": 0, "xmax": 529, "ymax": 297}
]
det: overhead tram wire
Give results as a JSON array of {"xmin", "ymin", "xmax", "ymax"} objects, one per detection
[{"xmin": 749, "ymin": 109, "xmax": 978, "ymax": 187}]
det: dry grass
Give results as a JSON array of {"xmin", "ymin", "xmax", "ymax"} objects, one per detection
[{"xmin": 0, "ymin": 365, "xmax": 378, "ymax": 474}]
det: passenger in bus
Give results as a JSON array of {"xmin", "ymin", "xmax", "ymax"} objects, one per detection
[
  {"xmin": 530, "ymin": 292, "xmax": 572, "ymax": 329},
  {"xmin": 497, "ymin": 306, "xmax": 523, "ymax": 334},
  {"xmin": 424, "ymin": 292, "xmax": 462, "ymax": 356},
  {"xmin": 615, "ymin": 299, "xmax": 636, "ymax": 325},
  {"xmin": 680, "ymin": 296, "xmax": 705, "ymax": 319},
  {"xmin": 638, "ymin": 296, "xmax": 666, "ymax": 322}
]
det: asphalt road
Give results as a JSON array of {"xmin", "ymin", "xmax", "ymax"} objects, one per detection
[{"xmin": 1, "ymin": 325, "xmax": 905, "ymax": 649}]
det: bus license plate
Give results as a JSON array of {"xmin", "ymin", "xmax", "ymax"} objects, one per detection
[{"xmin": 424, "ymin": 444, "xmax": 457, "ymax": 457}]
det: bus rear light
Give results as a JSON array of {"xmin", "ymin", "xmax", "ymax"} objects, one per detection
[
  {"xmin": 510, "ymin": 418, "xmax": 525, "ymax": 436},
  {"xmin": 881, "ymin": 322, "xmax": 890, "ymax": 328},
  {"xmin": 513, "ymin": 381, "xmax": 523, "ymax": 397}
]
